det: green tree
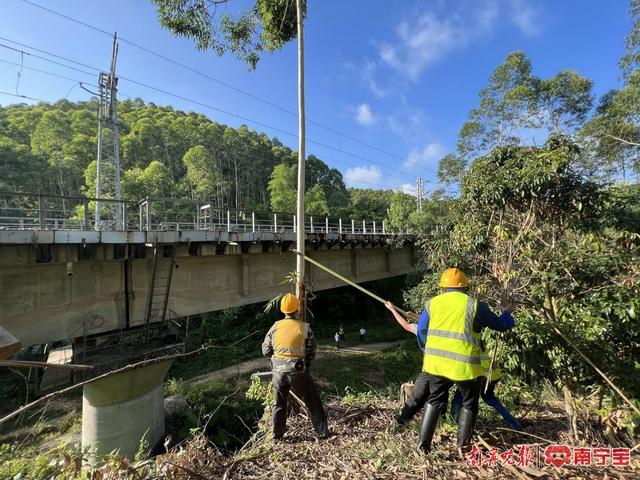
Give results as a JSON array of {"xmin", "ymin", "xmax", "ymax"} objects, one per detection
[
  {"xmin": 31, "ymin": 110, "xmax": 72, "ymax": 197},
  {"xmin": 410, "ymin": 134, "xmax": 640, "ymax": 400},
  {"xmin": 152, "ymin": 0, "xmax": 305, "ymax": 69},
  {"xmin": 122, "ymin": 160, "xmax": 174, "ymax": 200},
  {"xmin": 579, "ymin": 73, "xmax": 640, "ymax": 178},
  {"xmin": 268, "ymin": 163, "xmax": 296, "ymax": 212},
  {"xmin": 535, "ymin": 70, "xmax": 594, "ymax": 133},
  {"xmin": 437, "ymin": 153, "xmax": 467, "ymax": 185},
  {"xmin": 0, "ymin": 136, "xmax": 46, "ymax": 191},
  {"xmin": 348, "ymin": 188, "xmax": 394, "ymax": 219},
  {"xmin": 386, "ymin": 190, "xmax": 415, "ymax": 233},
  {"xmin": 620, "ymin": 0, "xmax": 640, "ymax": 79},
  {"xmin": 306, "ymin": 155, "xmax": 350, "ymax": 213},
  {"xmin": 183, "ymin": 145, "xmax": 226, "ymax": 199},
  {"xmin": 304, "ymin": 183, "xmax": 329, "ymax": 216},
  {"xmin": 458, "ymin": 51, "xmax": 537, "ymax": 158}
]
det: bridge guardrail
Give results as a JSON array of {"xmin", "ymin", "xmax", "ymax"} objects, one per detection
[{"xmin": 0, "ymin": 191, "xmax": 414, "ymax": 235}]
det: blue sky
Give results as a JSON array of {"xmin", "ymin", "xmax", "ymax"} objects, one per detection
[{"xmin": 0, "ymin": 0, "xmax": 632, "ymax": 194}]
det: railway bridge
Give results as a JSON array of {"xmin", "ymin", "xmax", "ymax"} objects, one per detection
[{"xmin": 0, "ymin": 191, "xmax": 418, "ymax": 461}]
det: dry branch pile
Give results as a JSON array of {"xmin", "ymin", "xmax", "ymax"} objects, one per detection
[{"xmin": 146, "ymin": 399, "xmax": 638, "ymax": 480}]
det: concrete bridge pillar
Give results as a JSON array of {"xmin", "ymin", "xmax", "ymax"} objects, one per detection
[{"xmin": 82, "ymin": 360, "xmax": 172, "ymax": 464}]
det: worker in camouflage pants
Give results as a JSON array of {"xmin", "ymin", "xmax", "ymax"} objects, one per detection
[{"xmin": 262, "ymin": 293, "xmax": 330, "ymax": 440}]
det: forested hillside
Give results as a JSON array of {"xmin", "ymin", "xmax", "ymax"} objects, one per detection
[{"xmin": 0, "ymin": 98, "xmax": 421, "ymax": 223}]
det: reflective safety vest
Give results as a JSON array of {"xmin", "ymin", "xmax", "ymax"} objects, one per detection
[
  {"xmin": 481, "ymin": 352, "xmax": 502, "ymax": 381},
  {"xmin": 423, "ymin": 291, "xmax": 484, "ymax": 381},
  {"xmin": 272, "ymin": 319, "xmax": 309, "ymax": 359}
]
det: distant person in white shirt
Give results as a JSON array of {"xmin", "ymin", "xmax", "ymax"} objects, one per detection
[
  {"xmin": 359, "ymin": 326, "xmax": 366, "ymax": 342},
  {"xmin": 334, "ymin": 331, "xmax": 341, "ymax": 350}
]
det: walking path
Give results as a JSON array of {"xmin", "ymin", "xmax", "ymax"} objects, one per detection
[{"xmin": 188, "ymin": 340, "xmax": 405, "ymax": 386}]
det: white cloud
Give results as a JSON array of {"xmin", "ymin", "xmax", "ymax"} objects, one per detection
[
  {"xmin": 403, "ymin": 143, "xmax": 446, "ymax": 170},
  {"xmin": 344, "ymin": 165, "xmax": 382, "ymax": 187},
  {"xmin": 379, "ymin": 12, "xmax": 463, "ymax": 81},
  {"xmin": 376, "ymin": 1, "xmax": 542, "ymax": 81},
  {"xmin": 355, "ymin": 103, "xmax": 376, "ymax": 126},
  {"xmin": 363, "ymin": 59, "xmax": 387, "ymax": 98},
  {"xmin": 509, "ymin": 0, "xmax": 541, "ymax": 35},
  {"xmin": 387, "ymin": 116, "xmax": 404, "ymax": 136},
  {"xmin": 400, "ymin": 183, "xmax": 417, "ymax": 196}
]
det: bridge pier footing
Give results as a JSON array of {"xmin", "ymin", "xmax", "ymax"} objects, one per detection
[{"xmin": 81, "ymin": 360, "xmax": 172, "ymax": 464}]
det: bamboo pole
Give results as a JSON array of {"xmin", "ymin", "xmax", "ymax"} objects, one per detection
[{"xmin": 292, "ymin": 250, "xmax": 409, "ymax": 317}]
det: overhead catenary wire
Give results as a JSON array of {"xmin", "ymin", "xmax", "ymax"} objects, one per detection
[
  {"xmin": 0, "ymin": 48, "xmax": 437, "ymax": 191},
  {"xmin": 0, "ymin": 90, "xmax": 46, "ymax": 103},
  {"xmin": 0, "ymin": 39, "xmax": 421, "ymax": 183},
  {"xmin": 18, "ymin": 0, "xmax": 437, "ymax": 173},
  {"xmin": 0, "ymin": 57, "xmax": 410, "ymax": 190},
  {"xmin": 0, "ymin": 58, "xmax": 96, "ymax": 89}
]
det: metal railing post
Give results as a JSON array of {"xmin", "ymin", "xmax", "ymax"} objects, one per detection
[
  {"xmin": 273, "ymin": 213, "xmax": 278, "ymax": 232},
  {"xmin": 382, "ymin": 220, "xmax": 386, "ymax": 234},
  {"xmin": 351, "ymin": 219, "xmax": 355, "ymax": 234},
  {"xmin": 293, "ymin": 215, "xmax": 297, "ymax": 233},
  {"xmin": 146, "ymin": 199, "xmax": 152, "ymax": 231},
  {"xmin": 121, "ymin": 203, "xmax": 127, "ymax": 231},
  {"xmin": 325, "ymin": 217, "xmax": 329, "ymax": 233},
  {"xmin": 362, "ymin": 220, "xmax": 366, "ymax": 234},
  {"xmin": 252, "ymin": 212, "xmax": 255, "ymax": 233},
  {"xmin": 38, "ymin": 194, "xmax": 46, "ymax": 230},
  {"xmin": 373, "ymin": 221, "xmax": 376, "ymax": 234},
  {"xmin": 227, "ymin": 210, "xmax": 231, "ymax": 232},
  {"xmin": 310, "ymin": 216, "xmax": 314, "ymax": 233},
  {"xmin": 83, "ymin": 199, "xmax": 89, "ymax": 231},
  {"xmin": 339, "ymin": 218, "xmax": 342, "ymax": 234}
]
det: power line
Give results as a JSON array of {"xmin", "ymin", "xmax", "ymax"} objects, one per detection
[
  {"xmin": 0, "ymin": 84, "xmax": 406, "ymax": 191},
  {"xmin": 0, "ymin": 58, "xmax": 95, "ymax": 88},
  {"xmin": 0, "ymin": 90, "xmax": 46, "ymax": 102},
  {"xmin": 0, "ymin": 55, "xmax": 412, "ymax": 189},
  {"xmin": 0, "ymin": 38, "xmax": 101, "ymax": 74},
  {"xmin": 0, "ymin": 91, "xmax": 401, "ymax": 191},
  {"xmin": 0, "ymin": 38, "xmax": 420, "ymax": 182},
  {"xmin": 17, "ymin": 0, "xmax": 436, "ymax": 173}
]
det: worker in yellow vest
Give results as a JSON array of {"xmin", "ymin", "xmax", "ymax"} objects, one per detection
[
  {"xmin": 409, "ymin": 268, "xmax": 515, "ymax": 453},
  {"xmin": 261, "ymin": 293, "xmax": 330, "ymax": 440}
]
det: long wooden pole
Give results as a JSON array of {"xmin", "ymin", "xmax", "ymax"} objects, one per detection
[
  {"xmin": 295, "ymin": 0, "xmax": 306, "ymax": 309},
  {"xmin": 292, "ymin": 250, "xmax": 409, "ymax": 316}
]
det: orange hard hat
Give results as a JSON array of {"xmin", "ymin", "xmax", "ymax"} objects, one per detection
[
  {"xmin": 440, "ymin": 268, "xmax": 469, "ymax": 288},
  {"xmin": 280, "ymin": 293, "xmax": 300, "ymax": 314}
]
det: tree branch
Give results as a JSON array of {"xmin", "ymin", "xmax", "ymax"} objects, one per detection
[
  {"xmin": 601, "ymin": 133, "xmax": 640, "ymax": 147},
  {"xmin": 0, "ymin": 329, "xmax": 261, "ymax": 425}
]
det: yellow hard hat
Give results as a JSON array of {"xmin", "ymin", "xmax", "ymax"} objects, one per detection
[
  {"xmin": 440, "ymin": 268, "xmax": 469, "ymax": 288},
  {"xmin": 280, "ymin": 293, "xmax": 300, "ymax": 314}
]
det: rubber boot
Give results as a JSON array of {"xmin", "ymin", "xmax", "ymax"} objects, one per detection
[
  {"xmin": 417, "ymin": 403, "xmax": 440, "ymax": 453},
  {"xmin": 457, "ymin": 407, "xmax": 477, "ymax": 447}
]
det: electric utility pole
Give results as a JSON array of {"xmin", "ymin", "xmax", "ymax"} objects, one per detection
[
  {"xmin": 95, "ymin": 33, "xmax": 122, "ymax": 230},
  {"xmin": 295, "ymin": 0, "xmax": 306, "ymax": 308},
  {"xmin": 416, "ymin": 177, "xmax": 424, "ymax": 212}
]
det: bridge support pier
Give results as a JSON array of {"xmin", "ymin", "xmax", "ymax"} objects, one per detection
[{"xmin": 82, "ymin": 360, "xmax": 172, "ymax": 464}]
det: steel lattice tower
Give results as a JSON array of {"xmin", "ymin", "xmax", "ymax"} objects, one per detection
[{"xmin": 95, "ymin": 33, "xmax": 122, "ymax": 229}]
